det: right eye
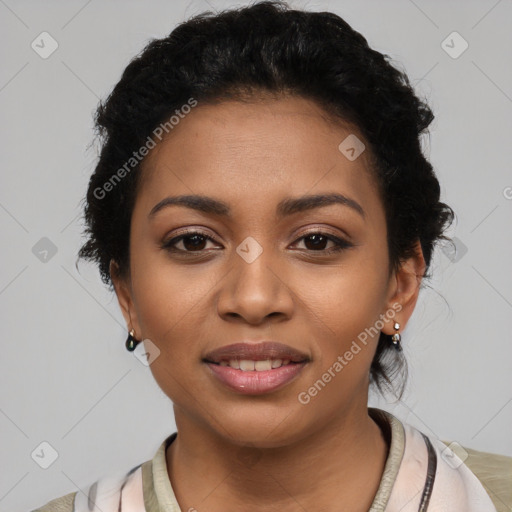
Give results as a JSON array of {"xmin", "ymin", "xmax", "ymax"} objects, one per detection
[{"xmin": 161, "ymin": 230, "xmax": 221, "ymax": 253}]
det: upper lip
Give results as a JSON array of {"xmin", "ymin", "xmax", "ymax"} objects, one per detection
[{"xmin": 203, "ymin": 341, "xmax": 310, "ymax": 363}]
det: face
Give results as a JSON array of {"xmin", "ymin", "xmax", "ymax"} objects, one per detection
[{"xmin": 113, "ymin": 95, "xmax": 422, "ymax": 448}]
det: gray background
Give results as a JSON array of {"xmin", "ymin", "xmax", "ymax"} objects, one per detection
[{"xmin": 1, "ymin": 0, "xmax": 511, "ymax": 510}]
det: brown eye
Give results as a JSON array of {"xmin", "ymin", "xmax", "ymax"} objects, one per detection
[
  {"xmin": 302, "ymin": 234, "xmax": 330, "ymax": 250},
  {"xmin": 180, "ymin": 234, "xmax": 208, "ymax": 251},
  {"xmin": 162, "ymin": 231, "xmax": 218, "ymax": 253},
  {"xmin": 293, "ymin": 232, "xmax": 353, "ymax": 254}
]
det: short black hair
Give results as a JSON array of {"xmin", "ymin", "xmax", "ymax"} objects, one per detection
[{"xmin": 78, "ymin": 0, "xmax": 455, "ymax": 397}]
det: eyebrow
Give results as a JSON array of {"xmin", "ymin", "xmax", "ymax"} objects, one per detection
[{"xmin": 148, "ymin": 192, "xmax": 365, "ymax": 219}]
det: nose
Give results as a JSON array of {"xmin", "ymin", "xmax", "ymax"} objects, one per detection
[{"xmin": 216, "ymin": 243, "xmax": 294, "ymax": 325}]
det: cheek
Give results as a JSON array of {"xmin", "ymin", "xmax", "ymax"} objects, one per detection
[
  {"xmin": 301, "ymin": 255, "xmax": 388, "ymax": 378},
  {"xmin": 128, "ymin": 251, "xmax": 194, "ymax": 366},
  {"xmin": 130, "ymin": 232, "xmax": 214, "ymax": 331},
  {"xmin": 129, "ymin": 259, "xmax": 212, "ymax": 404},
  {"xmin": 308, "ymin": 254, "xmax": 387, "ymax": 333},
  {"xmin": 295, "ymin": 279, "xmax": 385, "ymax": 415}
]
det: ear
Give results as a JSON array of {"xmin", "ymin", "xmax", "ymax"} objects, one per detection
[
  {"xmin": 110, "ymin": 259, "xmax": 142, "ymax": 338},
  {"xmin": 381, "ymin": 239, "xmax": 426, "ymax": 336}
]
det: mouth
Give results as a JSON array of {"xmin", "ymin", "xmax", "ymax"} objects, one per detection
[
  {"xmin": 203, "ymin": 341, "xmax": 309, "ymax": 364},
  {"xmin": 203, "ymin": 341, "xmax": 310, "ymax": 395},
  {"xmin": 211, "ymin": 358, "xmax": 298, "ymax": 370}
]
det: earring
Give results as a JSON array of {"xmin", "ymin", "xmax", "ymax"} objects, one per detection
[
  {"xmin": 391, "ymin": 322, "xmax": 402, "ymax": 351},
  {"xmin": 125, "ymin": 329, "xmax": 140, "ymax": 352}
]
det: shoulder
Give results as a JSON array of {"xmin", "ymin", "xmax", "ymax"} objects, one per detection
[
  {"xmin": 31, "ymin": 491, "xmax": 76, "ymax": 512},
  {"xmin": 399, "ymin": 419, "xmax": 506, "ymax": 512},
  {"xmin": 378, "ymin": 408, "xmax": 503, "ymax": 512},
  {"xmin": 30, "ymin": 462, "xmax": 146, "ymax": 512},
  {"xmin": 441, "ymin": 441, "xmax": 512, "ymax": 512},
  {"xmin": 29, "ymin": 435, "xmax": 175, "ymax": 512}
]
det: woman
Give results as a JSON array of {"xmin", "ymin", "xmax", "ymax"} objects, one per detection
[{"xmin": 32, "ymin": 1, "xmax": 509, "ymax": 510}]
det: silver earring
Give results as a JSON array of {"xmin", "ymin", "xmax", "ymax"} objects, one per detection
[{"xmin": 391, "ymin": 322, "xmax": 402, "ymax": 351}]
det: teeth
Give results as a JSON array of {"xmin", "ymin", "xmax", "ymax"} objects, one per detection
[
  {"xmin": 218, "ymin": 359, "xmax": 292, "ymax": 370},
  {"xmin": 255, "ymin": 360, "xmax": 272, "ymax": 371},
  {"xmin": 239, "ymin": 360, "xmax": 255, "ymax": 371}
]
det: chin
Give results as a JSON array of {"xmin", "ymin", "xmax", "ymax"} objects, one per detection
[{"xmin": 213, "ymin": 404, "xmax": 313, "ymax": 449}]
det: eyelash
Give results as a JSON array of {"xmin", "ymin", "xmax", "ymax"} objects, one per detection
[{"xmin": 161, "ymin": 229, "xmax": 353, "ymax": 256}]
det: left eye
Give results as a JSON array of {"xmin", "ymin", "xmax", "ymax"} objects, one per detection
[
  {"xmin": 161, "ymin": 231, "xmax": 352, "ymax": 254},
  {"xmin": 292, "ymin": 232, "xmax": 352, "ymax": 253}
]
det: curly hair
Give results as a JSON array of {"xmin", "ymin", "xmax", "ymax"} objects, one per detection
[{"xmin": 78, "ymin": 0, "xmax": 455, "ymax": 397}]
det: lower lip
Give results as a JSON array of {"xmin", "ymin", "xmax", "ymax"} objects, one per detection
[{"xmin": 205, "ymin": 362, "xmax": 308, "ymax": 395}]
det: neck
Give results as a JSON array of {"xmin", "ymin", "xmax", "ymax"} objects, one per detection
[{"xmin": 165, "ymin": 403, "xmax": 389, "ymax": 512}]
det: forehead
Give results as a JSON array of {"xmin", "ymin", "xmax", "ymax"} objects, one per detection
[{"xmin": 136, "ymin": 96, "xmax": 382, "ymax": 219}]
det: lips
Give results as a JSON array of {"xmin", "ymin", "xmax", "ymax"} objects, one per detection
[
  {"xmin": 203, "ymin": 341, "xmax": 310, "ymax": 395},
  {"xmin": 203, "ymin": 341, "xmax": 310, "ymax": 364}
]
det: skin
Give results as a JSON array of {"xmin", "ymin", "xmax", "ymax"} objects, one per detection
[{"xmin": 111, "ymin": 95, "xmax": 425, "ymax": 511}]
